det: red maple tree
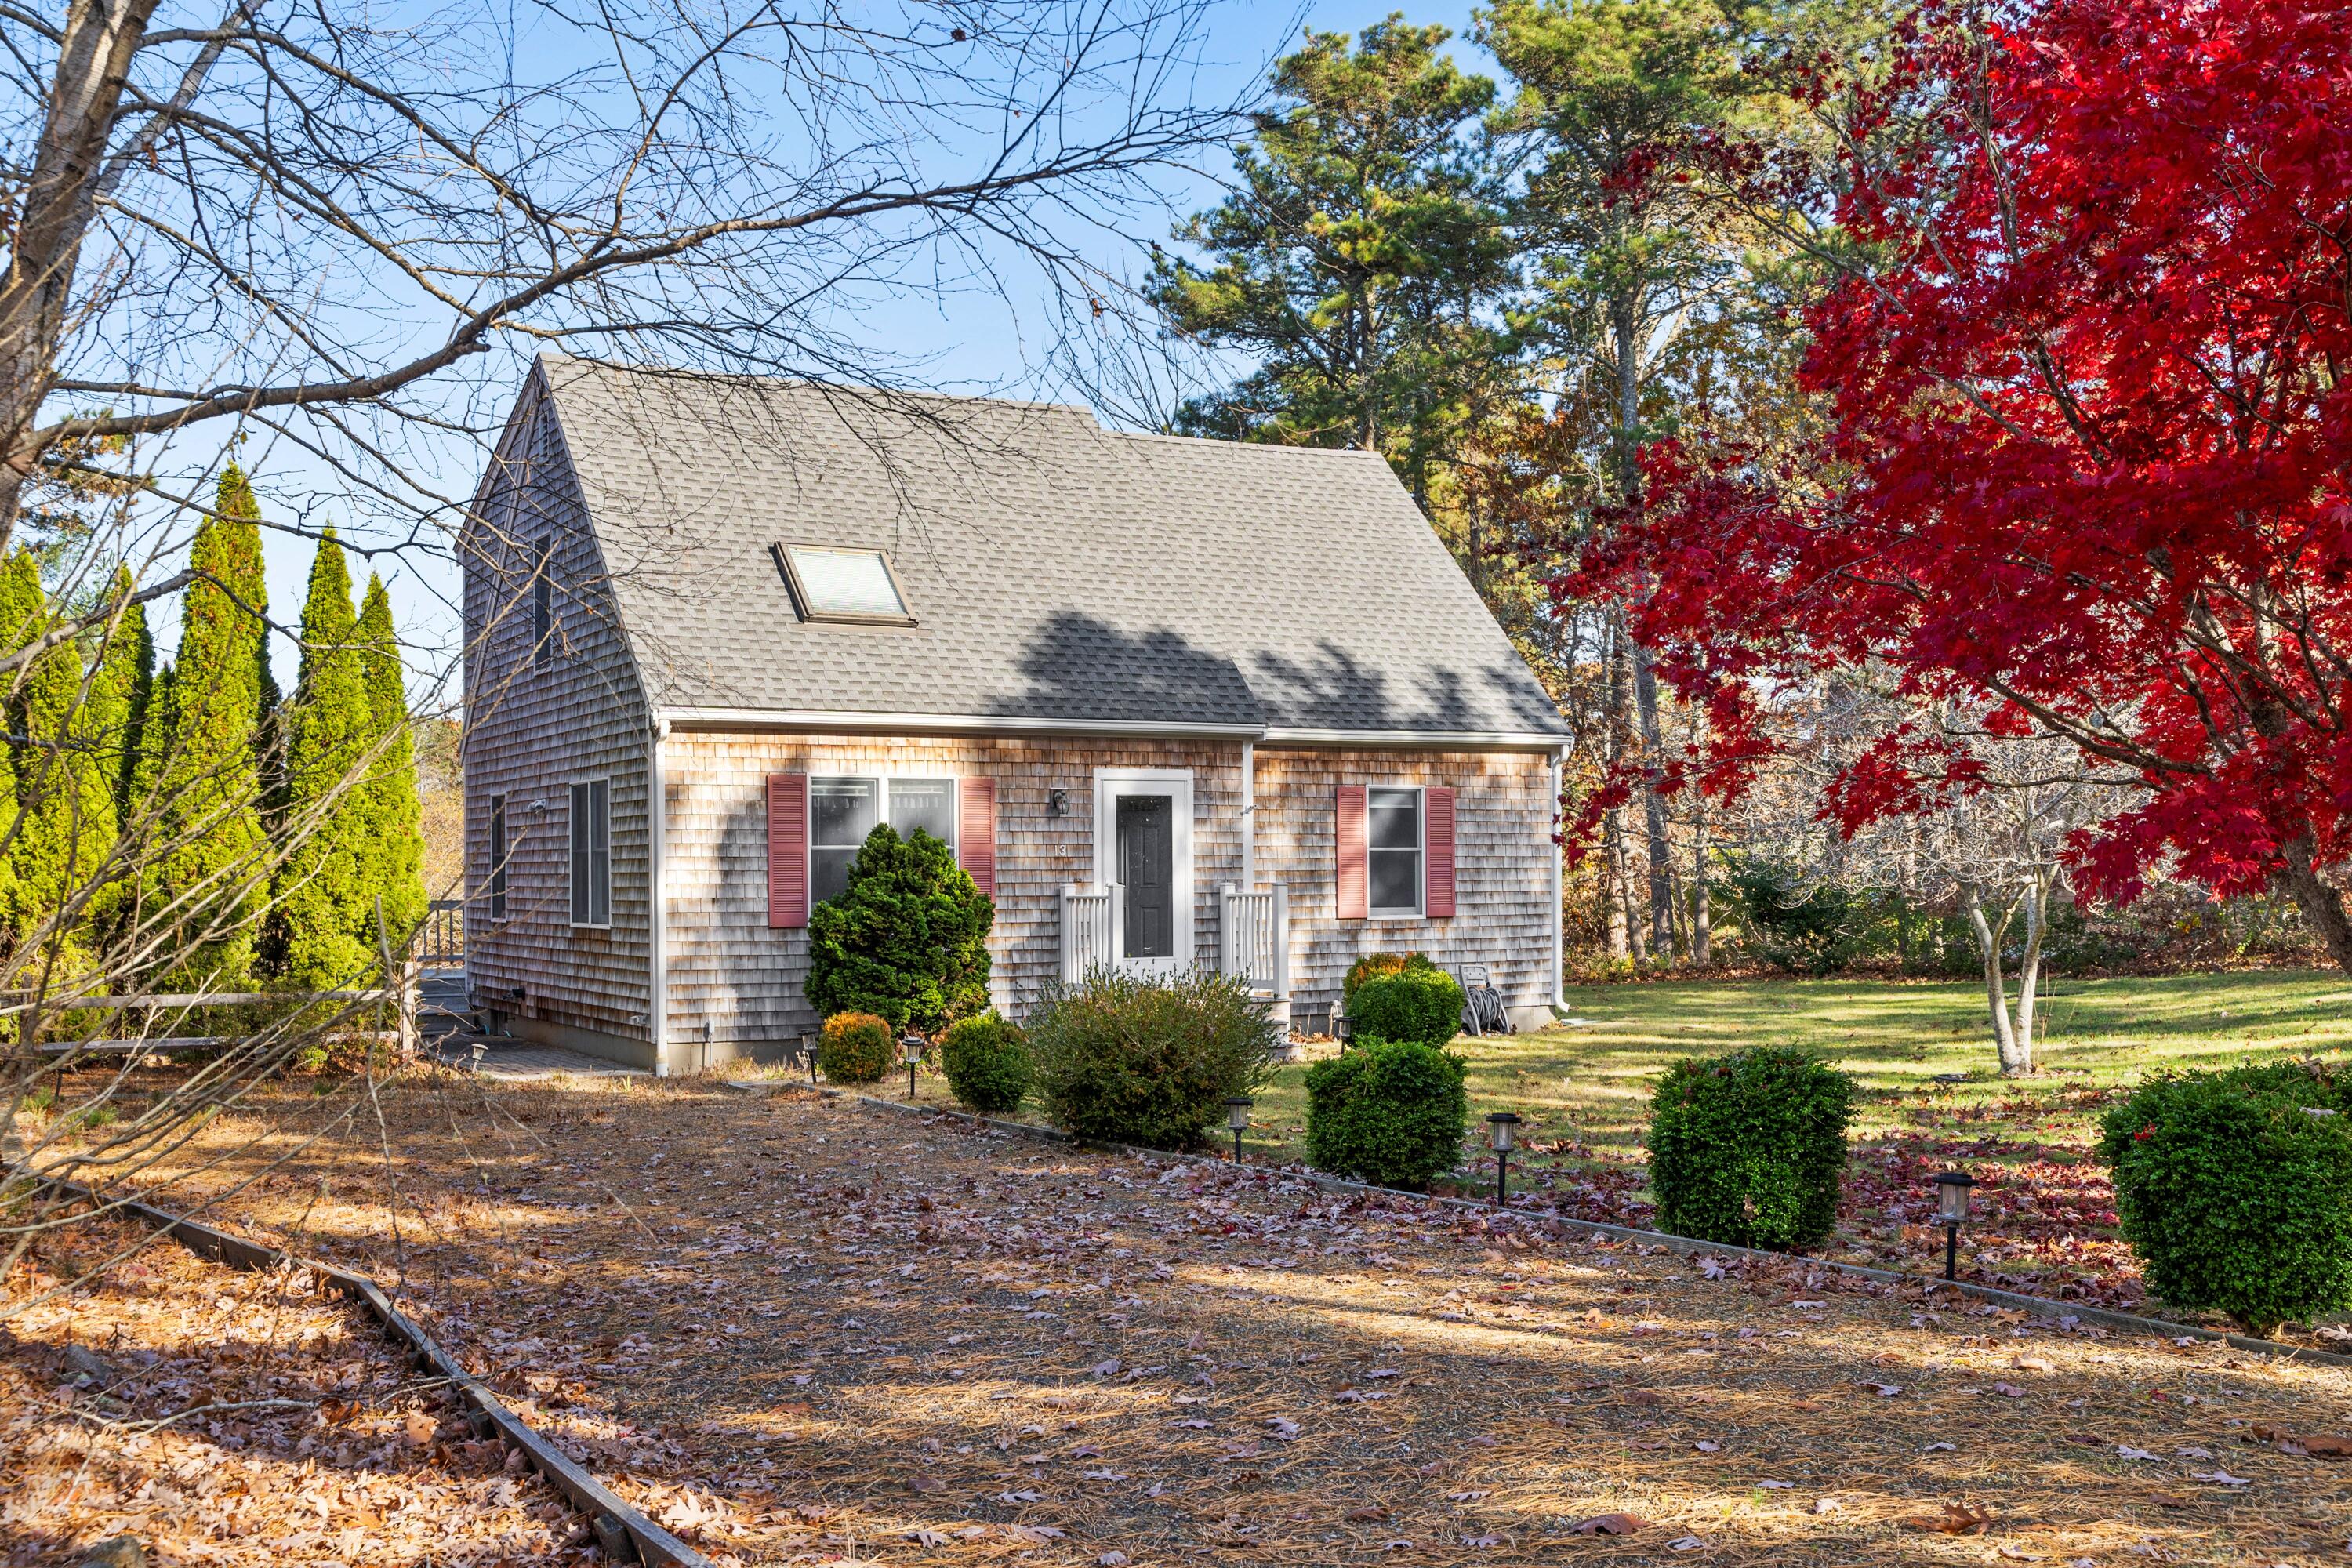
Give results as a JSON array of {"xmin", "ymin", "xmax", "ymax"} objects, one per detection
[{"xmin": 1579, "ymin": 0, "xmax": 2352, "ymax": 967}]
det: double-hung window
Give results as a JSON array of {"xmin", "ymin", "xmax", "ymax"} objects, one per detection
[
  {"xmin": 487, "ymin": 794, "xmax": 509, "ymax": 921},
  {"xmin": 1367, "ymin": 786, "xmax": 1424, "ymax": 917},
  {"xmin": 808, "ymin": 775, "xmax": 956, "ymax": 906},
  {"xmin": 568, "ymin": 779, "xmax": 610, "ymax": 927}
]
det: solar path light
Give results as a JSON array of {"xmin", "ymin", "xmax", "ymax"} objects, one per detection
[
  {"xmin": 1486, "ymin": 1112, "xmax": 1522, "ymax": 1206},
  {"xmin": 1933, "ymin": 1171, "xmax": 1977, "ymax": 1281},
  {"xmin": 1225, "ymin": 1097, "xmax": 1254, "ymax": 1164}
]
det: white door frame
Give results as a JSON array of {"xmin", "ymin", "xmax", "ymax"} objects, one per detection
[{"xmin": 1094, "ymin": 768, "xmax": 1193, "ymax": 978}]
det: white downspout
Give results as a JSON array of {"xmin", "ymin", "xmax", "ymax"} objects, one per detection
[
  {"xmin": 1240, "ymin": 740, "xmax": 1255, "ymax": 888},
  {"xmin": 649, "ymin": 715, "xmax": 671, "ymax": 1076},
  {"xmin": 1551, "ymin": 742, "xmax": 1568, "ymax": 1011}
]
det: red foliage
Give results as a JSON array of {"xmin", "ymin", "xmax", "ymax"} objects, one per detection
[{"xmin": 1577, "ymin": 0, "xmax": 2352, "ymax": 918}]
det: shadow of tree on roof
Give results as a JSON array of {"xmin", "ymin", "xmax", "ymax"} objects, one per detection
[
  {"xmin": 1248, "ymin": 641, "xmax": 1498, "ymax": 735},
  {"xmin": 985, "ymin": 612, "xmax": 1264, "ymax": 728}
]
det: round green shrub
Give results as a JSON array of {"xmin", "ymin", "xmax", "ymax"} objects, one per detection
[
  {"xmin": 1343, "ymin": 951, "xmax": 1433, "ymax": 1005},
  {"xmin": 806, "ymin": 824, "xmax": 993, "ymax": 1032},
  {"xmin": 1647, "ymin": 1045, "xmax": 1854, "ymax": 1250},
  {"xmin": 940, "ymin": 1012, "xmax": 1033, "ymax": 1115},
  {"xmin": 2098, "ymin": 1062, "xmax": 2352, "ymax": 1336},
  {"xmin": 816, "ymin": 1011, "xmax": 894, "ymax": 1084},
  {"xmin": 1345, "ymin": 966, "xmax": 1464, "ymax": 1049},
  {"xmin": 1028, "ymin": 968, "xmax": 1279, "ymax": 1150},
  {"xmin": 1304, "ymin": 1037, "xmax": 1468, "ymax": 1189}
]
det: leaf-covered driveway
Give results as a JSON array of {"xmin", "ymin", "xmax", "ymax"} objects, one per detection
[{"xmin": 150, "ymin": 1076, "xmax": 2352, "ymax": 1566}]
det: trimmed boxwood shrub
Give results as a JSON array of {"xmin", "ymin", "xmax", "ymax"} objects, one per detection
[
  {"xmin": 1343, "ymin": 951, "xmax": 1433, "ymax": 1005},
  {"xmin": 940, "ymin": 1012, "xmax": 1032, "ymax": 1115},
  {"xmin": 815, "ymin": 1011, "xmax": 894, "ymax": 1084},
  {"xmin": 1345, "ymin": 965, "xmax": 1465, "ymax": 1049},
  {"xmin": 1028, "ymin": 968, "xmax": 1279, "ymax": 1150},
  {"xmin": 1304, "ymin": 1037, "xmax": 1468, "ymax": 1189},
  {"xmin": 2098, "ymin": 1062, "xmax": 2352, "ymax": 1336},
  {"xmin": 1647, "ymin": 1046, "xmax": 1854, "ymax": 1250}
]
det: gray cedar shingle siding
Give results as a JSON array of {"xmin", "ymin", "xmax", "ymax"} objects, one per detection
[
  {"xmin": 460, "ymin": 383, "xmax": 656, "ymax": 1065},
  {"xmin": 659, "ymin": 735, "xmax": 1555, "ymax": 1058}
]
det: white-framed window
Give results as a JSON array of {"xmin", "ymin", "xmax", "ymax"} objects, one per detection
[
  {"xmin": 1367, "ymin": 786, "xmax": 1424, "ymax": 917},
  {"xmin": 487, "ymin": 793, "xmax": 509, "ymax": 922},
  {"xmin": 568, "ymin": 779, "xmax": 610, "ymax": 927},
  {"xmin": 809, "ymin": 775, "xmax": 956, "ymax": 906}
]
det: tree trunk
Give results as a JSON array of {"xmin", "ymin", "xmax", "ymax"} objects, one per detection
[
  {"xmin": 2010, "ymin": 870, "xmax": 2049, "ymax": 1076},
  {"xmin": 1690, "ymin": 808, "xmax": 1710, "ymax": 965},
  {"xmin": 2276, "ymin": 833, "xmax": 2352, "ymax": 974},
  {"xmin": 1602, "ymin": 612, "xmax": 1635, "ymax": 964},
  {"xmin": 1635, "ymin": 645, "xmax": 1672, "ymax": 956},
  {"xmin": 0, "ymin": 0, "xmax": 168, "ymax": 535},
  {"xmin": 1962, "ymin": 880, "xmax": 2027, "ymax": 1075}
]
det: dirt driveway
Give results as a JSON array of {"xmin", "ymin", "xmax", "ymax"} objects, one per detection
[{"xmin": 129, "ymin": 1070, "xmax": 2352, "ymax": 1566}]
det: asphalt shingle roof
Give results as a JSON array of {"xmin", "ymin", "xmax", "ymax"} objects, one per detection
[{"xmin": 537, "ymin": 353, "xmax": 1566, "ymax": 739}]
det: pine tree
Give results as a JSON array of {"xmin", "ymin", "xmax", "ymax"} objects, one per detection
[
  {"xmin": 356, "ymin": 573, "xmax": 426, "ymax": 943},
  {"xmin": 160, "ymin": 466, "xmax": 271, "ymax": 986},
  {"xmin": 9, "ymin": 549, "xmax": 122, "ymax": 947},
  {"xmin": 278, "ymin": 529, "xmax": 375, "ymax": 989}
]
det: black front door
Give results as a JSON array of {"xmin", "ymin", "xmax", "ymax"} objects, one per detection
[{"xmin": 1117, "ymin": 794, "xmax": 1175, "ymax": 959}]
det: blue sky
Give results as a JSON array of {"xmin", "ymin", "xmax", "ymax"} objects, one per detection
[{"xmin": 219, "ymin": 0, "xmax": 1494, "ymax": 706}]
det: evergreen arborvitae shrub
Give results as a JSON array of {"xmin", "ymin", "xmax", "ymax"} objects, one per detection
[
  {"xmin": 160, "ymin": 466, "xmax": 272, "ymax": 985},
  {"xmin": 1028, "ymin": 968, "xmax": 1279, "ymax": 1150},
  {"xmin": 805, "ymin": 824, "xmax": 993, "ymax": 1031},
  {"xmin": 1647, "ymin": 1046, "xmax": 1855, "ymax": 1250},
  {"xmin": 278, "ymin": 530, "xmax": 377, "ymax": 990},
  {"xmin": 1342, "ymin": 951, "xmax": 1432, "ymax": 1005},
  {"xmin": 1304, "ymin": 1037, "xmax": 1468, "ymax": 1189},
  {"xmin": 939, "ymin": 1012, "xmax": 1032, "ymax": 1115},
  {"xmin": 356, "ymin": 573, "xmax": 428, "ymax": 942},
  {"xmin": 2099, "ymin": 1062, "xmax": 2352, "ymax": 1337},
  {"xmin": 1345, "ymin": 965, "xmax": 1464, "ymax": 1048},
  {"xmin": 816, "ymin": 1011, "xmax": 894, "ymax": 1084}
]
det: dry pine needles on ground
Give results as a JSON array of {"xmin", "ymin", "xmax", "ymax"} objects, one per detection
[
  {"xmin": 52, "ymin": 1067, "xmax": 2352, "ymax": 1566},
  {"xmin": 1, "ymin": 1211, "xmax": 598, "ymax": 1566}
]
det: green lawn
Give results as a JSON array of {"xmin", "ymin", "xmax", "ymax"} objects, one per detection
[{"xmin": 1241, "ymin": 968, "xmax": 2352, "ymax": 1169}]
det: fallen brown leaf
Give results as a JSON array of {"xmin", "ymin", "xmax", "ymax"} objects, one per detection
[
  {"xmin": 1569, "ymin": 1513, "xmax": 1647, "ymax": 1536},
  {"xmin": 1904, "ymin": 1503, "xmax": 1991, "ymax": 1536}
]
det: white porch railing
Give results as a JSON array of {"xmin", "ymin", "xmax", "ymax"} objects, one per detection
[
  {"xmin": 1218, "ymin": 882, "xmax": 1290, "ymax": 999},
  {"xmin": 1060, "ymin": 884, "xmax": 1121, "ymax": 985}
]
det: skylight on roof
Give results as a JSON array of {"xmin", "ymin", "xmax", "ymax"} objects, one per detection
[{"xmin": 775, "ymin": 543, "xmax": 913, "ymax": 623}]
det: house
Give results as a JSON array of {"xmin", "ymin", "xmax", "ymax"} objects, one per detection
[{"xmin": 459, "ymin": 354, "xmax": 1570, "ymax": 1074}]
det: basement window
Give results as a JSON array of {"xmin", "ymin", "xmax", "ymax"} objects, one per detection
[{"xmin": 775, "ymin": 543, "xmax": 913, "ymax": 624}]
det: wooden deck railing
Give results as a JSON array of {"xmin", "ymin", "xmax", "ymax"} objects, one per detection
[{"xmin": 1218, "ymin": 883, "xmax": 1290, "ymax": 999}]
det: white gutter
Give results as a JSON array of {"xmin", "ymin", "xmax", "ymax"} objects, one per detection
[
  {"xmin": 659, "ymin": 706, "xmax": 1263, "ymax": 740},
  {"xmin": 648, "ymin": 716, "xmax": 670, "ymax": 1077},
  {"xmin": 1259, "ymin": 726, "xmax": 1570, "ymax": 752}
]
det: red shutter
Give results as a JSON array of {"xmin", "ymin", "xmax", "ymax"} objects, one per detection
[
  {"xmin": 767, "ymin": 773, "xmax": 808, "ymax": 928},
  {"xmin": 1335, "ymin": 786, "xmax": 1368, "ymax": 920},
  {"xmin": 1425, "ymin": 786, "xmax": 1457, "ymax": 918},
  {"xmin": 958, "ymin": 777, "xmax": 997, "ymax": 898}
]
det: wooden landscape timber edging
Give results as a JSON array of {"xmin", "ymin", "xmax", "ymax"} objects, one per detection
[
  {"xmin": 37, "ymin": 1178, "xmax": 715, "ymax": 1568},
  {"xmin": 809, "ymin": 1086, "xmax": 2352, "ymax": 1374}
]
